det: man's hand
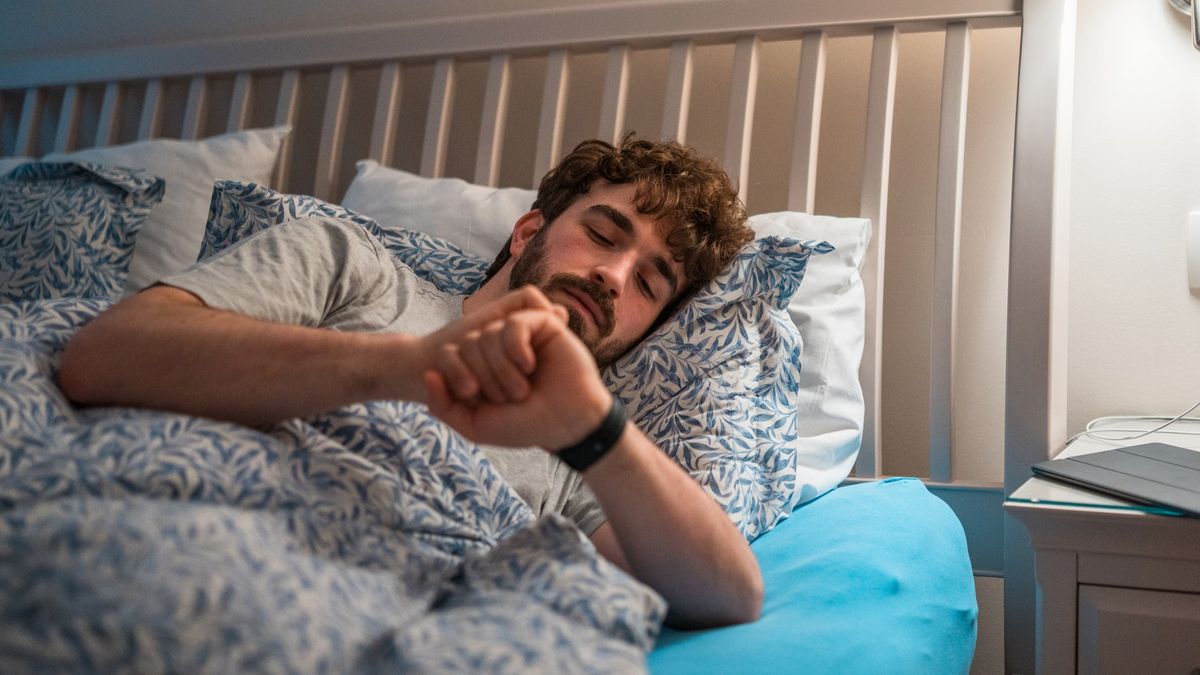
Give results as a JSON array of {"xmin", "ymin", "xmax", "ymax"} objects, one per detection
[
  {"xmin": 422, "ymin": 287, "xmax": 764, "ymax": 629},
  {"xmin": 421, "ymin": 290, "xmax": 611, "ymax": 450}
]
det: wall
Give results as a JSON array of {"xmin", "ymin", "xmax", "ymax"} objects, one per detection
[
  {"xmin": 1068, "ymin": 0, "xmax": 1200, "ymax": 437},
  {"xmin": 0, "ymin": 0, "xmax": 620, "ymax": 58}
]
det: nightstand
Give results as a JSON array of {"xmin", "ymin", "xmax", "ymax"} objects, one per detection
[{"xmin": 1004, "ymin": 423, "xmax": 1200, "ymax": 675}]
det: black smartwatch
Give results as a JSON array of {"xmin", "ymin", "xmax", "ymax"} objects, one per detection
[{"xmin": 555, "ymin": 396, "xmax": 627, "ymax": 472}]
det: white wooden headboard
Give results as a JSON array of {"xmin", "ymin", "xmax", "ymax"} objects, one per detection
[{"xmin": 0, "ymin": 1, "xmax": 1077, "ymax": 670}]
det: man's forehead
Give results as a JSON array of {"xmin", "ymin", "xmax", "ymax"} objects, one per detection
[{"xmin": 578, "ymin": 183, "xmax": 678, "ymax": 237}]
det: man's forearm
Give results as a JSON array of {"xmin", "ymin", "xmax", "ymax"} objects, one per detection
[
  {"xmin": 59, "ymin": 286, "xmax": 419, "ymax": 426},
  {"xmin": 584, "ymin": 425, "xmax": 763, "ymax": 628}
]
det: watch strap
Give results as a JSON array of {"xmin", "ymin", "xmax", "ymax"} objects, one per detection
[{"xmin": 556, "ymin": 396, "xmax": 627, "ymax": 472}]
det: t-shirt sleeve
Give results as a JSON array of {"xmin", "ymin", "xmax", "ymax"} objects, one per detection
[
  {"xmin": 562, "ymin": 472, "xmax": 606, "ymax": 536},
  {"xmin": 160, "ymin": 216, "xmax": 395, "ymax": 326}
]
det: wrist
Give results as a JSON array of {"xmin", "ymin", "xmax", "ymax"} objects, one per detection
[
  {"xmin": 568, "ymin": 386, "xmax": 614, "ymax": 443},
  {"xmin": 554, "ymin": 393, "xmax": 628, "ymax": 472},
  {"xmin": 358, "ymin": 332, "xmax": 426, "ymax": 402}
]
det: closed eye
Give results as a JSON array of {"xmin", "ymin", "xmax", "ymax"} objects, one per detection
[
  {"xmin": 587, "ymin": 227, "xmax": 613, "ymax": 246},
  {"xmin": 637, "ymin": 274, "xmax": 657, "ymax": 301}
]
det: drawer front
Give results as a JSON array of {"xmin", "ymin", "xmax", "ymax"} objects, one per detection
[{"xmin": 1078, "ymin": 585, "xmax": 1200, "ymax": 675}]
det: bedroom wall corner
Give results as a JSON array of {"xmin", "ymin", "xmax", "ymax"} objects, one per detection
[{"xmin": 1067, "ymin": 0, "xmax": 1200, "ymax": 436}]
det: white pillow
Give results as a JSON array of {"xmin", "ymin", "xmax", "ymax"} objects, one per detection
[
  {"xmin": 42, "ymin": 127, "xmax": 290, "ymax": 293},
  {"xmin": 339, "ymin": 162, "xmax": 869, "ymax": 499},
  {"xmin": 341, "ymin": 160, "xmax": 534, "ymax": 260},
  {"xmin": 0, "ymin": 157, "xmax": 33, "ymax": 175},
  {"xmin": 749, "ymin": 212, "xmax": 869, "ymax": 496}
]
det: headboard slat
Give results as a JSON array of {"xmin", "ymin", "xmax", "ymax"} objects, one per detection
[
  {"xmin": 534, "ymin": 50, "xmax": 570, "ymax": 184},
  {"xmin": 421, "ymin": 57, "xmax": 456, "ymax": 178},
  {"xmin": 273, "ymin": 69, "xmax": 301, "ymax": 189},
  {"xmin": 856, "ymin": 25, "xmax": 899, "ymax": 478},
  {"xmin": 929, "ymin": 22, "xmax": 972, "ymax": 484},
  {"xmin": 788, "ymin": 32, "xmax": 827, "ymax": 213},
  {"xmin": 138, "ymin": 79, "xmax": 162, "ymax": 141},
  {"xmin": 598, "ymin": 46, "xmax": 631, "ymax": 145},
  {"xmin": 15, "ymin": 88, "xmax": 38, "ymax": 156},
  {"xmin": 226, "ymin": 73, "xmax": 253, "ymax": 133},
  {"xmin": 314, "ymin": 66, "xmax": 350, "ymax": 200},
  {"xmin": 53, "ymin": 85, "xmax": 80, "ymax": 154},
  {"xmin": 369, "ymin": 63, "xmax": 403, "ymax": 165},
  {"xmin": 96, "ymin": 83, "xmax": 121, "ymax": 147},
  {"xmin": 474, "ymin": 54, "xmax": 511, "ymax": 188},
  {"xmin": 661, "ymin": 40, "xmax": 695, "ymax": 142},
  {"xmin": 181, "ymin": 76, "xmax": 208, "ymax": 141},
  {"xmin": 724, "ymin": 36, "xmax": 760, "ymax": 202}
]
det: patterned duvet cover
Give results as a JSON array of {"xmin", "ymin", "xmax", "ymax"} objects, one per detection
[{"xmin": 0, "ymin": 298, "xmax": 665, "ymax": 673}]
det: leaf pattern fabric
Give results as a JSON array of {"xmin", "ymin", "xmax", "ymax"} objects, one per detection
[
  {"xmin": 606, "ymin": 237, "xmax": 833, "ymax": 540},
  {"xmin": 0, "ymin": 298, "xmax": 665, "ymax": 672},
  {"xmin": 0, "ymin": 162, "xmax": 164, "ymax": 302},
  {"xmin": 201, "ymin": 180, "xmax": 486, "ymax": 294}
]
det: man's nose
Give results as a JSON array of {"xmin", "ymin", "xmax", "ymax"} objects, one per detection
[{"xmin": 590, "ymin": 253, "xmax": 637, "ymax": 297}]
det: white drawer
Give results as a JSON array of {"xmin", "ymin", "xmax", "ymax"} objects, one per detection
[{"xmin": 1077, "ymin": 585, "xmax": 1200, "ymax": 675}]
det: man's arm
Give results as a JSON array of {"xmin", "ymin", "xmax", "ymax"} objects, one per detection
[
  {"xmin": 59, "ymin": 284, "xmax": 557, "ymax": 425},
  {"xmin": 584, "ymin": 428, "xmax": 763, "ymax": 628},
  {"xmin": 423, "ymin": 309, "xmax": 763, "ymax": 629}
]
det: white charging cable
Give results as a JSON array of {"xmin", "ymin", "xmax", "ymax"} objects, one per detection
[{"xmin": 1066, "ymin": 397, "xmax": 1200, "ymax": 446}]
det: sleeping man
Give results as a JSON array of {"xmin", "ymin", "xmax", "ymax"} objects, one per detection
[{"xmin": 58, "ymin": 135, "xmax": 762, "ymax": 629}]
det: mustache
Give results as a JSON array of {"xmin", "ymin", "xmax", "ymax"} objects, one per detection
[{"xmin": 544, "ymin": 274, "xmax": 614, "ymax": 338}]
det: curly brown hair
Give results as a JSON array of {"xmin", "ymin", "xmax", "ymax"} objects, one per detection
[{"xmin": 484, "ymin": 134, "xmax": 752, "ymax": 301}]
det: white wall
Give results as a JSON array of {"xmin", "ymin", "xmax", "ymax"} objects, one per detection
[{"xmin": 1068, "ymin": 0, "xmax": 1200, "ymax": 437}]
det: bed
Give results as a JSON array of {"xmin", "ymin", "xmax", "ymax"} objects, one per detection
[{"xmin": 0, "ymin": 1, "xmax": 1077, "ymax": 672}]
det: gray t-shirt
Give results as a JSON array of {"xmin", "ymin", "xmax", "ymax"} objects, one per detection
[{"xmin": 162, "ymin": 215, "xmax": 606, "ymax": 534}]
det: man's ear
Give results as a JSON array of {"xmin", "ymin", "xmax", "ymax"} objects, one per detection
[{"xmin": 509, "ymin": 210, "xmax": 544, "ymax": 256}]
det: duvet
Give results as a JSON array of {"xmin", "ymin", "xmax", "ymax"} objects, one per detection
[{"xmin": 0, "ymin": 298, "xmax": 665, "ymax": 673}]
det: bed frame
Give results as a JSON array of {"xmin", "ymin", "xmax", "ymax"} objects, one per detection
[{"xmin": 0, "ymin": 1, "xmax": 1077, "ymax": 671}]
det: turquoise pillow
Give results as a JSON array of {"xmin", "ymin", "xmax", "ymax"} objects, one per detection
[{"xmin": 649, "ymin": 479, "xmax": 978, "ymax": 674}]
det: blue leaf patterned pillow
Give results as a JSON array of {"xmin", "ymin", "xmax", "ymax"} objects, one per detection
[
  {"xmin": 201, "ymin": 181, "xmax": 830, "ymax": 541},
  {"xmin": 605, "ymin": 237, "xmax": 832, "ymax": 541},
  {"xmin": 201, "ymin": 181, "xmax": 486, "ymax": 293},
  {"xmin": 0, "ymin": 162, "xmax": 165, "ymax": 302}
]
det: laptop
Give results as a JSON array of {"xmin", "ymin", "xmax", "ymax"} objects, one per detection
[{"xmin": 1031, "ymin": 442, "xmax": 1200, "ymax": 517}]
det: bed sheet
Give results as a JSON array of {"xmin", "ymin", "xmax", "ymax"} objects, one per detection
[{"xmin": 649, "ymin": 478, "xmax": 977, "ymax": 674}]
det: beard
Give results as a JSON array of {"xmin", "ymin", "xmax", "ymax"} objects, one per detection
[{"xmin": 508, "ymin": 228, "xmax": 631, "ymax": 368}]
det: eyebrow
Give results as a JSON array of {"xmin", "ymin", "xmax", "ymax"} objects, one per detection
[{"xmin": 585, "ymin": 203, "xmax": 680, "ymax": 298}]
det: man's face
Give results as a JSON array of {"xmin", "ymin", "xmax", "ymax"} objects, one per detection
[{"xmin": 507, "ymin": 182, "xmax": 686, "ymax": 368}]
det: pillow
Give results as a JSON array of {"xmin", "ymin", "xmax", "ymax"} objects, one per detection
[
  {"xmin": 603, "ymin": 236, "xmax": 832, "ymax": 539},
  {"xmin": 339, "ymin": 165, "xmax": 869, "ymax": 505},
  {"xmin": 649, "ymin": 479, "xmax": 977, "ymax": 674},
  {"xmin": 41, "ymin": 126, "xmax": 290, "ymax": 294},
  {"xmin": 0, "ymin": 157, "xmax": 33, "ymax": 175},
  {"xmin": 0, "ymin": 162, "xmax": 165, "ymax": 301},
  {"xmin": 341, "ymin": 161, "xmax": 534, "ymax": 260},
  {"xmin": 749, "ymin": 212, "xmax": 869, "ymax": 503},
  {"xmin": 201, "ymin": 181, "xmax": 487, "ymax": 294},
  {"xmin": 201, "ymin": 181, "xmax": 830, "ymax": 539}
]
